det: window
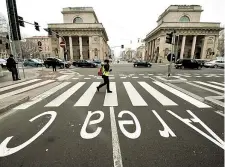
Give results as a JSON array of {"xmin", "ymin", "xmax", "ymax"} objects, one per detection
[
  {"xmin": 73, "ymin": 17, "xmax": 83, "ymax": 23},
  {"xmin": 179, "ymin": 15, "xmax": 190, "ymax": 22}
]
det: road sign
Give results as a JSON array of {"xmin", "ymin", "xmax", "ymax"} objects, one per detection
[
  {"xmin": 60, "ymin": 41, "xmax": 65, "ymax": 48},
  {"xmin": 37, "ymin": 41, "xmax": 42, "ymax": 46}
]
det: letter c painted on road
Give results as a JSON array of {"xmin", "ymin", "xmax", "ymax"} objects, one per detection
[
  {"xmin": 0, "ymin": 111, "xmax": 57, "ymax": 157},
  {"xmin": 118, "ymin": 110, "xmax": 141, "ymax": 139}
]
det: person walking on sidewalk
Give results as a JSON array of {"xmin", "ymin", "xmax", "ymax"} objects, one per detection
[
  {"xmin": 52, "ymin": 59, "xmax": 57, "ymax": 72},
  {"xmin": 97, "ymin": 59, "xmax": 112, "ymax": 93},
  {"xmin": 6, "ymin": 54, "xmax": 20, "ymax": 81}
]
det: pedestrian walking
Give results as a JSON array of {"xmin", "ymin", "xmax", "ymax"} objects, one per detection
[
  {"xmin": 52, "ymin": 59, "xmax": 57, "ymax": 72},
  {"xmin": 6, "ymin": 54, "xmax": 20, "ymax": 81},
  {"xmin": 97, "ymin": 59, "xmax": 112, "ymax": 93}
]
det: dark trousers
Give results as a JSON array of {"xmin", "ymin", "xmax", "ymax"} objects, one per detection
[
  {"xmin": 11, "ymin": 67, "xmax": 19, "ymax": 81},
  {"xmin": 52, "ymin": 66, "xmax": 56, "ymax": 72},
  {"xmin": 98, "ymin": 75, "xmax": 110, "ymax": 91}
]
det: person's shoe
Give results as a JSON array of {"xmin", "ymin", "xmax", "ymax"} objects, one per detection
[
  {"xmin": 97, "ymin": 87, "xmax": 99, "ymax": 92},
  {"xmin": 16, "ymin": 78, "xmax": 21, "ymax": 80},
  {"xmin": 107, "ymin": 90, "xmax": 112, "ymax": 93}
]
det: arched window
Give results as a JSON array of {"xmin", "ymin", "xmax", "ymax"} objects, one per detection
[
  {"xmin": 179, "ymin": 16, "xmax": 190, "ymax": 22},
  {"xmin": 73, "ymin": 17, "xmax": 83, "ymax": 23}
]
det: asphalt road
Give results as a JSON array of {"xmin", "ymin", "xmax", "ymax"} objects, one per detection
[{"xmin": 0, "ymin": 63, "xmax": 224, "ymax": 167}]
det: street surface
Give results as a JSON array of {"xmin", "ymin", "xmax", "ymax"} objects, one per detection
[{"xmin": 0, "ymin": 63, "xmax": 224, "ymax": 167}]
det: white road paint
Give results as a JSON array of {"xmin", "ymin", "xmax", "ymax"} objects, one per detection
[
  {"xmin": 143, "ymin": 76, "xmax": 149, "ymax": 78},
  {"xmin": 109, "ymin": 77, "xmax": 115, "ymax": 79},
  {"xmin": 154, "ymin": 81, "xmax": 211, "ymax": 108},
  {"xmin": 132, "ymin": 77, "xmax": 139, "ymax": 79},
  {"xmin": 80, "ymin": 111, "xmax": 104, "ymax": 139},
  {"xmin": 139, "ymin": 82, "xmax": 178, "ymax": 106},
  {"xmin": 0, "ymin": 79, "xmax": 41, "ymax": 93},
  {"xmin": 15, "ymin": 82, "xmax": 71, "ymax": 109},
  {"xmin": 139, "ymin": 74, "xmax": 144, "ymax": 75},
  {"xmin": 118, "ymin": 110, "xmax": 141, "ymax": 139},
  {"xmin": 104, "ymin": 82, "xmax": 118, "ymax": 106},
  {"xmin": 120, "ymin": 77, "xmax": 126, "ymax": 79},
  {"xmin": 88, "ymin": 75, "xmax": 94, "ymax": 76},
  {"xmin": 56, "ymin": 75, "xmax": 69, "ymax": 80},
  {"xmin": 209, "ymin": 81, "xmax": 224, "ymax": 87},
  {"xmin": 193, "ymin": 81, "xmax": 224, "ymax": 91},
  {"xmin": 148, "ymin": 74, "xmax": 153, "ymax": 75},
  {"xmin": 123, "ymin": 82, "xmax": 147, "ymax": 106},
  {"xmin": 152, "ymin": 110, "xmax": 176, "ymax": 138},
  {"xmin": 72, "ymin": 78, "xmax": 79, "ymax": 80},
  {"xmin": 196, "ymin": 76, "xmax": 202, "ymax": 78},
  {"xmin": 167, "ymin": 110, "xmax": 225, "ymax": 150},
  {"xmin": 74, "ymin": 82, "xmax": 100, "ymax": 106},
  {"xmin": 45, "ymin": 82, "xmax": 85, "ymax": 107},
  {"xmin": 97, "ymin": 77, "xmax": 102, "ymax": 80},
  {"xmin": 0, "ymin": 111, "xmax": 57, "ymax": 157},
  {"xmin": 84, "ymin": 78, "xmax": 91, "ymax": 80},
  {"xmin": 215, "ymin": 111, "xmax": 224, "ymax": 117},
  {"xmin": 109, "ymin": 74, "xmax": 114, "ymax": 77},
  {"xmin": 110, "ymin": 107, "xmax": 123, "ymax": 167},
  {"xmin": 0, "ymin": 80, "xmax": 55, "ymax": 100}
]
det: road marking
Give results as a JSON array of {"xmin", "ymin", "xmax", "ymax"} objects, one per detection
[
  {"xmin": 209, "ymin": 82, "xmax": 224, "ymax": 87},
  {"xmin": 72, "ymin": 78, "xmax": 79, "ymax": 80},
  {"xmin": 139, "ymin": 82, "xmax": 177, "ymax": 106},
  {"xmin": 143, "ymin": 76, "xmax": 149, "ymax": 78},
  {"xmin": 109, "ymin": 77, "xmax": 115, "ymax": 79},
  {"xmin": 0, "ymin": 79, "xmax": 41, "ymax": 93},
  {"xmin": 193, "ymin": 81, "xmax": 224, "ymax": 91},
  {"xmin": 84, "ymin": 78, "xmax": 91, "ymax": 80},
  {"xmin": 88, "ymin": 75, "xmax": 94, "ymax": 76},
  {"xmin": 104, "ymin": 82, "xmax": 118, "ymax": 106},
  {"xmin": 154, "ymin": 81, "xmax": 211, "ymax": 108},
  {"xmin": 109, "ymin": 74, "xmax": 114, "ymax": 77},
  {"xmin": 0, "ymin": 80, "xmax": 55, "ymax": 100},
  {"xmin": 123, "ymin": 82, "xmax": 147, "ymax": 106},
  {"xmin": 74, "ymin": 82, "xmax": 100, "ymax": 106},
  {"xmin": 56, "ymin": 75, "xmax": 69, "ymax": 80},
  {"xmin": 120, "ymin": 77, "xmax": 126, "ymax": 79},
  {"xmin": 45, "ymin": 82, "xmax": 85, "ymax": 107},
  {"xmin": 148, "ymin": 74, "xmax": 153, "ymax": 75},
  {"xmin": 196, "ymin": 76, "xmax": 202, "ymax": 77},
  {"xmin": 132, "ymin": 77, "xmax": 139, "ymax": 79},
  {"xmin": 215, "ymin": 111, "xmax": 224, "ymax": 117},
  {"xmin": 97, "ymin": 77, "xmax": 102, "ymax": 79},
  {"xmin": 139, "ymin": 74, "xmax": 144, "ymax": 75},
  {"xmin": 15, "ymin": 82, "xmax": 71, "ymax": 109},
  {"xmin": 110, "ymin": 107, "xmax": 123, "ymax": 167}
]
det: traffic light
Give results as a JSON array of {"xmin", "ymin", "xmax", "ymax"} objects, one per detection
[
  {"xmin": 166, "ymin": 32, "xmax": 173, "ymax": 44},
  {"xmin": 18, "ymin": 16, "xmax": 25, "ymax": 27},
  {"xmin": 56, "ymin": 32, "xmax": 59, "ymax": 38},
  {"xmin": 121, "ymin": 45, "xmax": 124, "ymax": 49},
  {"xmin": 34, "ymin": 22, "xmax": 40, "ymax": 31}
]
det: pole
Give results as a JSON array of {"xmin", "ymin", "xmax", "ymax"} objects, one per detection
[
  {"xmin": 19, "ymin": 41, "xmax": 25, "ymax": 78},
  {"xmin": 168, "ymin": 31, "xmax": 176, "ymax": 77},
  {"xmin": 175, "ymin": 35, "xmax": 179, "ymax": 62}
]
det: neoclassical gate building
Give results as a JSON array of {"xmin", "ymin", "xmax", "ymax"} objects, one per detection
[
  {"xmin": 144, "ymin": 5, "xmax": 224, "ymax": 63},
  {"xmin": 48, "ymin": 7, "xmax": 110, "ymax": 61}
]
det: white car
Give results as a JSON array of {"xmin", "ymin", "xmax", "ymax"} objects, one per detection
[
  {"xmin": 204, "ymin": 60, "xmax": 224, "ymax": 68},
  {"xmin": 0, "ymin": 59, "xmax": 7, "ymax": 67}
]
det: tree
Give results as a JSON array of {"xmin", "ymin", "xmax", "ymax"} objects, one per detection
[
  {"xmin": 20, "ymin": 39, "xmax": 39, "ymax": 59},
  {"xmin": 218, "ymin": 30, "xmax": 224, "ymax": 57}
]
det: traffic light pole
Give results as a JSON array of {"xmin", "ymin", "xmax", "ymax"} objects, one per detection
[{"xmin": 168, "ymin": 31, "xmax": 176, "ymax": 77}]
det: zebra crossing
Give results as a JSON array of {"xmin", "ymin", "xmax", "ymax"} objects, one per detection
[{"xmin": 6, "ymin": 79, "xmax": 218, "ymax": 110}]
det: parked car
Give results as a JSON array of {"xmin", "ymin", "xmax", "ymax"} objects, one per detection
[
  {"xmin": 44, "ymin": 58, "xmax": 71, "ymax": 68},
  {"xmin": 204, "ymin": 60, "xmax": 224, "ymax": 68},
  {"xmin": 23, "ymin": 59, "xmax": 43, "ymax": 67},
  {"xmin": 0, "ymin": 58, "xmax": 7, "ymax": 68},
  {"xmin": 73, "ymin": 60, "xmax": 98, "ymax": 68},
  {"xmin": 93, "ymin": 60, "xmax": 101, "ymax": 65},
  {"xmin": 195, "ymin": 59, "xmax": 209, "ymax": 67},
  {"xmin": 175, "ymin": 59, "xmax": 202, "ymax": 69},
  {"xmin": 133, "ymin": 60, "xmax": 152, "ymax": 67}
]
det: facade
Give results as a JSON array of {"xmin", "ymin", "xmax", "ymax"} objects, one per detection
[
  {"xmin": 144, "ymin": 5, "xmax": 224, "ymax": 63},
  {"xmin": 48, "ymin": 7, "xmax": 109, "ymax": 61},
  {"xmin": 136, "ymin": 44, "xmax": 145, "ymax": 60}
]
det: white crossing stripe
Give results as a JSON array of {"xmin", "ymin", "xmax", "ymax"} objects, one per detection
[
  {"xmin": 72, "ymin": 78, "xmax": 79, "ymax": 80},
  {"xmin": 143, "ymin": 76, "xmax": 149, "ymax": 78},
  {"xmin": 74, "ymin": 82, "xmax": 100, "ymax": 106},
  {"xmin": 139, "ymin": 82, "xmax": 178, "ymax": 106},
  {"xmin": 123, "ymin": 82, "xmax": 147, "ymax": 106},
  {"xmin": 120, "ymin": 77, "xmax": 126, "ymax": 79},
  {"xmin": 132, "ymin": 77, "xmax": 139, "ymax": 79},
  {"xmin": 45, "ymin": 82, "xmax": 85, "ymax": 107},
  {"xmin": 193, "ymin": 81, "xmax": 224, "ymax": 91},
  {"xmin": 154, "ymin": 81, "xmax": 211, "ymax": 108},
  {"xmin": 84, "ymin": 78, "xmax": 91, "ymax": 80},
  {"xmin": 15, "ymin": 82, "xmax": 71, "ymax": 109},
  {"xmin": 0, "ymin": 80, "xmax": 55, "ymax": 100},
  {"xmin": 0, "ymin": 79, "xmax": 41, "ymax": 93},
  {"xmin": 208, "ymin": 81, "xmax": 224, "ymax": 87},
  {"xmin": 109, "ymin": 77, "xmax": 115, "ymax": 79},
  {"xmin": 57, "ymin": 75, "xmax": 69, "ymax": 80},
  {"xmin": 148, "ymin": 74, "xmax": 153, "ymax": 75},
  {"xmin": 139, "ymin": 74, "xmax": 144, "ymax": 75},
  {"xmin": 104, "ymin": 82, "xmax": 118, "ymax": 106}
]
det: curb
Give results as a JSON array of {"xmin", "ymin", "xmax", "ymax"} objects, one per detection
[{"xmin": 0, "ymin": 96, "xmax": 30, "ymax": 115}]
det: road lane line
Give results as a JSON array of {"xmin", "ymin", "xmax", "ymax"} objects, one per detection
[
  {"xmin": 215, "ymin": 111, "xmax": 224, "ymax": 117},
  {"xmin": 110, "ymin": 107, "xmax": 123, "ymax": 167},
  {"xmin": 154, "ymin": 81, "xmax": 211, "ymax": 108},
  {"xmin": 123, "ymin": 82, "xmax": 147, "ymax": 106},
  {"xmin": 74, "ymin": 82, "xmax": 100, "ymax": 106},
  {"xmin": 0, "ymin": 79, "xmax": 41, "ymax": 93},
  {"xmin": 139, "ymin": 82, "xmax": 178, "ymax": 106},
  {"xmin": 104, "ymin": 82, "xmax": 118, "ymax": 106},
  {"xmin": 56, "ymin": 75, "xmax": 69, "ymax": 81},
  {"xmin": 0, "ymin": 80, "xmax": 55, "ymax": 100},
  {"xmin": 193, "ymin": 81, "xmax": 224, "ymax": 91},
  {"xmin": 15, "ymin": 82, "xmax": 71, "ymax": 109},
  {"xmin": 208, "ymin": 81, "xmax": 224, "ymax": 87},
  {"xmin": 45, "ymin": 82, "xmax": 85, "ymax": 107}
]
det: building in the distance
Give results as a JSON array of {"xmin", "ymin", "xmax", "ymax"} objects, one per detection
[
  {"xmin": 144, "ymin": 5, "xmax": 224, "ymax": 63},
  {"xmin": 48, "ymin": 7, "xmax": 109, "ymax": 61},
  {"xmin": 136, "ymin": 44, "xmax": 145, "ymax": 60},
  {"xmin": 0, "ymin": 32, "xmax": 10, "ymax": 59}
]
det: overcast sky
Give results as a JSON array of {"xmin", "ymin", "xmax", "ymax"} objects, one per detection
[{"xmin": 0, "ymin": 0, "xmax": 224, "ymax": 56}]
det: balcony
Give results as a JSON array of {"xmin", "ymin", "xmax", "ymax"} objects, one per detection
[{"xmin": 48, "ymin": 23, "xmax": 104, "ymax": 29}]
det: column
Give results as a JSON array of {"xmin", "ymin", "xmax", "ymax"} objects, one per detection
[
  {"xmin": 59, "ymin": 37, "xmax": 64, "ymax": 59},
  {"xmin": 69, "ymin": 36, "xmax": 73, "ymax": 60},
  {"xmin": 200, "ymin": 36, "xmax": 208, "ymax": 59},
  {"xmin": 213, "ymin": 36, "xmax": 219, "ymax": 58},
  {"xmin": 180, "ymin": 35, "xmax": 186, "ymax": 59},
  {"xmin": 89, "ymin": 36, "xmax": 92, "ymax": 59},
  {"xmin": 191, "ymin": 35, "xmax": 197, "ymax": 59},
  {"xmin": 79, "ymin": 36, "xmax": 83, "ymax": 60}
]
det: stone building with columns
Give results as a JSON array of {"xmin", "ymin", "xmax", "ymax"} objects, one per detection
[
  {"xmin": 144, "ymin": 5, "xmax": 224, "ymax": 63},
  {"xmin": 48, "ymin": 7, "xmax": 109, "ymax": 61}
]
